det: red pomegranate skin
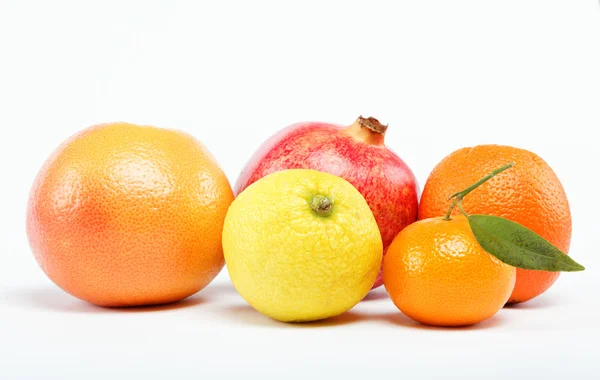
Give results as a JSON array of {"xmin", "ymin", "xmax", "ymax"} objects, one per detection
[{"xmin": 235, "ymin": 120, "xmax": 419, "ymax": 288}]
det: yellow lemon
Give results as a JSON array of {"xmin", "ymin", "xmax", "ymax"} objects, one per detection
[{"xmin": 223, "ymin": 169, "xmax": 383, "ymax": 322}]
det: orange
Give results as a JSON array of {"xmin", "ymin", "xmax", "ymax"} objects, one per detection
[
  {"xmin": 383, "ymin": 216, "xmax": 516, "ymax": 326},
  {"xmin": 26, "ymin": 123, "xmax": 234, "ymax": 307},
  {"xmin": 418, "ymin": 145, "xmax": 571, "ymax": 303}
]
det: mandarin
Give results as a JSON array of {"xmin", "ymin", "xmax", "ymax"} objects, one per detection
[{"xmin": 383, "ymin": 215, "xmax": 516, "ymax": 326}]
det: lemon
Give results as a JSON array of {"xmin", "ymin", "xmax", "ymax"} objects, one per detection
[{"xmin": 223, "ymin": 169, "xmax": 383, "ymax": 322}]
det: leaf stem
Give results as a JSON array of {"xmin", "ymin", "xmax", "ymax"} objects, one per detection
[
  {"xmin": 443, "ymin": 198, "xmax": 460, "ymax": 220},
  {"xmin": 443, "ymin": 162, "xmax": 515, "ymax": 220},
  {"xmin": 457, "ymin": 201, "xmax": 469, "ymax": 217}
]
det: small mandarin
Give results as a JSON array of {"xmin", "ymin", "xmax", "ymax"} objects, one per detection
[{"xmin": 383, "ymin": 215, "xmax": 516, "ymax": 327}]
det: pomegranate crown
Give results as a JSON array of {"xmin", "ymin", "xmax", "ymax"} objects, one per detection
[{"xmin": 357, "ymin": 116, "xmax": 388, "ymax": 135}]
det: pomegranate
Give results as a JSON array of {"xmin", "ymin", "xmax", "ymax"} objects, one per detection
[{"xmin": 235, "ymin": 116, "xmax": 418, "ymax": 288}]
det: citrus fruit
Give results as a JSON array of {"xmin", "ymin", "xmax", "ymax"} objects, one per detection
[
  {"xmin": 418, "ymin": 145, "xmax": 571, "ymax": 303},
  {"xmin": 383, "ymin": 215, "xmax": 516, "ymax": 326},
  {"xmin": 223, "ymin": 169, "xmax": 383, "ymax": 322},
  {"xmin": 27, "ymin": 123, "xmax": 234, "ymax": 307}
]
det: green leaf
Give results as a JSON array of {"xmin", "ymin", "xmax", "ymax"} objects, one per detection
[{"xmin": 467, "ymin": 214, "xmax": 585, "ymax": 272}]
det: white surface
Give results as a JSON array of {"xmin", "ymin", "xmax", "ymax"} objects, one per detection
[{"xmin": 1, "ymin": 1, "xmax": 600, "ymax": 379}]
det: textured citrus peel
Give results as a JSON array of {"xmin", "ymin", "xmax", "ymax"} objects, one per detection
[{"xmin": 443, "ymin": 163, "xmax": 585, "ymax": 272}]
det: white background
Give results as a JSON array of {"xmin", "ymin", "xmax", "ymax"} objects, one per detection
[{"xmin": 1, "ymin": 1, "xmax": 600, "ymax": 379}]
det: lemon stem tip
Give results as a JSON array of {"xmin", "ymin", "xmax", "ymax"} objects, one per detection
[{"xmin": 310, "ymin": 195, "xmax": 333, "ymax": 217}]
